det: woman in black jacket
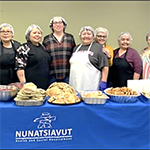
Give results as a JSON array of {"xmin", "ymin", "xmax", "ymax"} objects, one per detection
[
  {"xmin": 0, "ymin": 23, "xmax": 21, "ymax": 85},
  {"xmin": 15, "ymin": 24, "xmax": 51, "ymax": 90}
]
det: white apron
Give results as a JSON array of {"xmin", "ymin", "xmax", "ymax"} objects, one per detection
[{"xmin": 69, "ymin": 42, "xmax": 101, "ymax": 91}]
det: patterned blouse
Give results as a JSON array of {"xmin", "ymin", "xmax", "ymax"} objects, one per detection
[{"xmin": 15, "ymin": 43, "xmax": 31, "ymax": 70}]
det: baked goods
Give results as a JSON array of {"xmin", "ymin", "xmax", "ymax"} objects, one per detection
[
  {"xmin": 23, "ymin": 82, "xmax": 37, "ymax": 94},
  {"xmin": 82, "ymin": 91, "xmax": 107, "ymax": 98},
  {"xmin": 105, "ymin": 87, "xmax": 138, "ymax": 96},
  {"xmin": 142, "ymin": 91, "xmax": 150, "ymax": 98},
  {"xmin": 46, "ymin": 82, "xmax": 81, "ymax": 104},
  {"xmin": 14, "ymin": 82, "xmax": 46, "ymax": 101},
  {"xmin": 80, "ymin": 91, "xmax": 108, "ymax": 104}
]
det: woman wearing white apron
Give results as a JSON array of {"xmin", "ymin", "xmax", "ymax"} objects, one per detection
[{"xmin": 69, "ymin": 26, "xmax": 109, "ymax": 92}]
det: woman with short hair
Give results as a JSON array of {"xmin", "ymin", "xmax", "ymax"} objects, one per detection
[
  {"xmin": 43, "ymin": 16, "xmax": 76, "ymax": 84},
  {"xmin": 95, "ymin": 27, "xmax": 113, "ymax": 67},
  {"xmin": 108, "ymin": 32, "xmax": 142, "ymax": 87},
  {"xmin": 69, "ymin": 26, "xmax": 109, "ymax": 92},
  {"xmin": 0, "ymin": 23, "xmax": 21, "ymax": 85},
  {"xmin": 15, "ymin": 24, "xmax": 51, "ymax": 89}
]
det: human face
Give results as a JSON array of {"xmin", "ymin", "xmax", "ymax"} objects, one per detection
[
  {"xmin": 80, "ymin": 30, "xmax": 94, "ymax": 45},
  {"xmin": 147, "ymin": 36, "xmax": 150, "ymax": 46},
  {"xmin": 96, "ymin": 32, "xmax": 107, "ymax": 45},
  {"xmin": 118, "ymin": 34, "xmax": 131, "ymax": 50},
  {"xmin": 0, "ymin": 27, "xmax": 13, "ymax": 42},
  {"xmin": 29, "ymin": 28, "xmax": 42, "ymax": 46},
  {"xmin": 52, "ymin": 17, "xmax": 64, "ymax": 33}
]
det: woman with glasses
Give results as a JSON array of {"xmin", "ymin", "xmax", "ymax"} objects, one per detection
[
  {"xmin": 95, "ymin": 27, "xmax": 113, "ymax": 67},
  {"xmin": 69, "ymin": 26, "xmax": 109, "ymax": 92},
  {"xmin": 108, "ymin": 32, "xmax": 142, "ymax": 87},
  {"xmin": 15, "ymin": 24, "xmax": 51, "ymax": 90},
  {"xmin": 0, "ymin": 23, "xmax": 21, "ymax": 85},
  {"xmin": 42, "ymin": 16, "xmax": 76, "ymax": 85}
]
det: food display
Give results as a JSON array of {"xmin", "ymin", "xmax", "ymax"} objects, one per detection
[
  {"xmin": 14, "ymin": 82, "xmax": 46, "ymax": 106},
  {"xmin": 46, "ymin": 82, "xmax": 81, "ymax": 104},
  {"xmin": 104, "ymin": 87, "xmax": 140, "ymax": 103},
  {"xmin": 9, "ymin": 82, "xmax": 24, "ymax": 90},
  {"xmin": 0, "ymin": 86, "xmax": 14, "ymax": 91},
  {"xmin": 105, "ymin": 87, "xmax": 139, "ymax": 96},
  {"xmin": 0, "ymin": 85, "xmax": 18, "ymax": 102},
  {"xmin": 80, "ymin": 91, "xmax": 109, "ymax": 104},
  {"xmin": 141, "ymin": 91, "xmax": 150, "ymax": 98},
  {"xmin": 141, "ymin": 90, "xmax": 150, "ymax": 103}
]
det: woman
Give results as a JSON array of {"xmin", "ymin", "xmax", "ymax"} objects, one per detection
[
  {"xmin": 43, "ymin": 16, "xmax": 76, "ymax": 84},
  {"xmin": 140, "ymin": 30, "xmax": 150, "ymax": 79},
  {"xmin": 69, "ymin": 26, "xmax": 109, "ymax": 92},
  {"xmin": 0, "ymin": 23, "xmax": 21, "ymax": 85},
  {"xmin": 95, "ymin": 27, "xmax": 113, "ymax": 67},
  {"xmin": 15, "ymin": 24, "xmax": 51, "ymax": 90},
  {"xmin": 109, "ymin": 32, "xmax": 142, "ymax": 88}
]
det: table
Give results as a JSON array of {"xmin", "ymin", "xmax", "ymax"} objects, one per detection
[{"xmin": 0, "ymin": 96, "xmax": 150, "ymax": 149}]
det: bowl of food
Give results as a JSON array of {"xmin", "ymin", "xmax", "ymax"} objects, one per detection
[
  {"xmin": 104, "ymin": 87, "xmax": 140, "ymax": 103},
  {"xmin": 8, "ymin": 82, "xmax": 24, "ymax": 90},
  {"xmin": 0, "ymin": 85, "xmax": 18, "ymax": 102}
]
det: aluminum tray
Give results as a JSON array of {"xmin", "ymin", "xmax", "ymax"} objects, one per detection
[
  {"xmin": 14, "ymin": 99, "xmax": 45, "ymax": 106},
  {"xmin": 80, "ymin": 91, "xmax": 109, "ymax": 104}
]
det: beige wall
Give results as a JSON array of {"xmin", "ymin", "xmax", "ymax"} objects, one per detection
[{"xmin": 0, "ymin": 1, "xmax": 150, "ymax": 53}]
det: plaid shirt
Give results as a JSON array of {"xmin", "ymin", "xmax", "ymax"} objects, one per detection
[{"xmin": 43, "ymin": 33, "xmax": 76, "ymax": 79}]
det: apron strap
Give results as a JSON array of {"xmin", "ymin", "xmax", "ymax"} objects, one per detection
[
  {"xmin": 75, "ymin": 42, "xmax": 93, "ymax": 53},
  {"xmin": 115, "ymin": 48, "xmax": 129, "ymax": 58}
]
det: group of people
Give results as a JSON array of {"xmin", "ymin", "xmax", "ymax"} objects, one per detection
[{"xmin": 0, "ymin": 16, "xmax": 149, "ymax": 92}]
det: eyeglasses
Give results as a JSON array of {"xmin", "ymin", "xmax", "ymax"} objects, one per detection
[
  {"xmin": 0, "ymin": 30, "xmax": 12, "ymax": 34},
  {"xmin": 53, "ymin": 21, "xmax": 63, "ymax": 25},
  {"xmin": 96, "ymin": 35, "xmax": 107, "ymax": 38}
]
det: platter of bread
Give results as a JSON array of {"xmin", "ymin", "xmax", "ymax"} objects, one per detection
[{"xmin": 46, "ymin": 82, "xmax": 82, "ymax": 105}]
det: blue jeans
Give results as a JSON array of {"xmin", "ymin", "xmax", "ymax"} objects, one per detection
[{"xmin": 49, "ymin": 76, "xmax": 69, "ymax": 85}]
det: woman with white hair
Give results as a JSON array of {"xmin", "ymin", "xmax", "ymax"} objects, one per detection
[
  {"xmin": 95, "ymin": 27, "xmax": 113, "ymax": 67},
  {"xmin": 140, "ymin": 30, "xmax": 150, "ymax": 79},
  {"xmin": 108, "ymin": 32, "xmax": 142, "ymax": 87},
  {"xmin": 15, "ymin": 24, "xmax": 51, "ymax": 89},
  {"xmin": 0, "ymin": 23, "xmax": 21, "ymax": 85},
  {"xmin": 42, "ymin": 16, "xmax": 76, "ymax": 84},
  {"xmin": 69, "ymin": 26, "xmax": 109, "ymax": 92}
]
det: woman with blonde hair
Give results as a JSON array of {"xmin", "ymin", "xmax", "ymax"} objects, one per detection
[{"xmin": 95, "ymin": 27, "xmax": 113, "ymax": 67}]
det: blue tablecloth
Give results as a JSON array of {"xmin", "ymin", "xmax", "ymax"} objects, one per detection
[{"xmin": 0, "ymin": 96, "xmax": 150, "ymax": 149}]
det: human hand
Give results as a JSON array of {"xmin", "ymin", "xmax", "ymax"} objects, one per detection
[
  {"xmin": 99, "ymin": 81, "xmax": 107, "ymax": 92},
  {"xmin": 102, "ymin": 48, "xmax": 111, "ymax": 58}
]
